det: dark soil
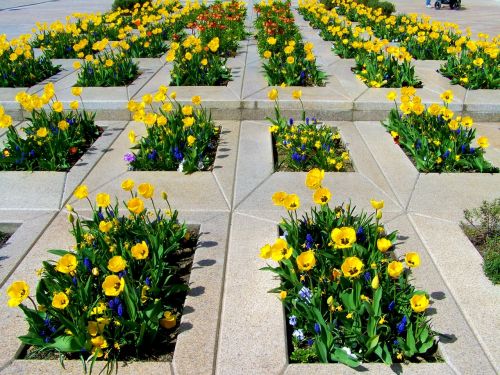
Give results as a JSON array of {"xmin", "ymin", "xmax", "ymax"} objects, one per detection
[{"xmin": 0, "ymin": 231, "xmax": 10, "ymax": 248}]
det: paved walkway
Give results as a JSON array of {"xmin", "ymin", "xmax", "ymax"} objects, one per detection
[
  {"xmin": 390, "ymin": 0, "xmax": 500, "ymax": 38},
  {"xmin": 0, "ymin": 0, "xmax": 112, "ymax": 39},
  {"xmin": 0, "ymin": 1, "xmax": 498, "ymax": 375}
]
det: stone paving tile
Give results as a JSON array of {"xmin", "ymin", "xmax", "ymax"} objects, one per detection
[
  {"xmin": 409, "ymin": 213, "xmax": 500, "ymax": 370},
  {"xmin": 0, "ymin": 210, "xmax": 229, "ymax": 375},
  {"xmin": 216, "ymin": 213, "xmax": 287, "ymax": 375},
  {"xmin": 67, "ymin": 121, "xmax": 239, "ymax": 213},
  {"xmin": 353, "ymin": 121, "xmax": 419, "ymax": 209},
  {"xmin": 234, "ymin": 120, "xmax": 401, "ymax": 210},
  {"xmin": 408, "ymin": 173, "xmax": 500, "ymax": 222},
  {"xmin": 464, "ymin": 90, "xmax": 500, "ymax": 122},
  {"xmin": 0, "ymin": 121, "xmax": 126, "ymax": 211},
  {"xmin": 285, "ymin": 363, "xmax": 455, "ymax": 374},
  {"xmin": 0, "ymin": 0, "xmax": 113, "ymax": 39},
  {"xmin": 388, "ymin": 0, "xmax": 500, "ymax": 38},
  {"xmin": 2, "ymin": 360, "xmax": 173, "ymax": 375},
  {"xmin": 0, "ymin": 210, "xmax": 56, "ymax": 287}
]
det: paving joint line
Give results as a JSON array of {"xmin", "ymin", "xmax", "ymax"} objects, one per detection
[
  {"xmin": 407, "ymin": 214, "xmax": 498, "ymax": 372},
  {"xmin": 0, "ymin": 210, "xmax": 58, "ymax": 290},
  {"xmin": 354, "ymin": 122, "xmax": 413, "ymax": 209}
]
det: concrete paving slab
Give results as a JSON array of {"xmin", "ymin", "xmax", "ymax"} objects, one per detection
[
  {"xmin": 233, "ymin": 120, "xmax": 274, "ymax": 207},
  {"xmin": 409, "ymin": 213, "xmax": 500, "ymax": 370},
  {"xmin": 215, "ymin": 213, "xmax": 287, "ymax": 375},
  {"xmin": 235, "ymin": 172, "xmax": 403, "ymax": 220},
  {"xmin": 67, "ymin": 121, "xmax": 238, "ymax": 213},
  {"xmin": 464, "ymin": 90, "xmax": 500, "ymax": 122},
  {"xmin": 285, "ymin": 363, "xmax": 455, "ymax": 374},
  {"xmin": 408, "ymin": 173, "xmax": 500, "ymax": 222},
  {"xmin": 354, "ymin": 121, "xmax": 420, "ymax": 209},
  {"xmin": 0, "ymin": 121, "xmax": 126, "ymax": 210},
  {"xmin": 0, "ymin": 210, "xmax": 56, "ymax": 287}
]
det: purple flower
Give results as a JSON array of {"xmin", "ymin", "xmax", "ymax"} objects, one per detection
[
  {"xmin": 299, "ymin": 286, "xmax": 312, "ymax": 303},
  {"xmin": 289, "ymin": 315, "xmax": 297, "ymax": 326},
  {"xmin": 388, "ymin": 301, "xmax": 395, "ymax": 311},
  {"xmin": 117, "ymin": 303, "xmax": 124, "ymax": 317},
  {"xmin": 314, "ymin": 322, "xmax": 321, "ymax": 334},
  {"xmin": 363, "ymin": 271, "xmax": 371, "ymax": 282},
  {"xmin": 145, "ymin": 277, "xmax": 151, "ymax": 286},
  {"xmin": 124, "ymin": 152, "xmax": 136, "ymax": 163}
]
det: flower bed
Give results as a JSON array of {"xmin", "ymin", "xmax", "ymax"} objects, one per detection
[
  {"xmin": 301, "ymin": 0, "xmax": 499, "ymax": 89},
  {"xmin": 254, "ymin": 0, "xmax": 326, "ymax": 86},
  {"xmin": 29, "ymin": 0, "xmax": 184, "ymax": 59},
  {"xmin": 74, "ymin": 39, "xmax": 139, "ymax": 87},
  {"xmin": 298, "ymin": 5, "xmax": 363, "ymax": 59},
  {"xmin": 260, "ymin": 171, "xmax": 437, "ymax": 366},
  {"xmin": 126, "ymin": 88, "xmax": 219, "ymax": 174},
  {"xmin": 188, "ymin": 0, "xmax": 248, "ymax": 58},
  {"xmin": 267, "ymin": 89, "xmax": 352, "ymax": 171},
  {"xmin": 460, "ymin": 198, "xmax": 500, "ymax": 284},
  {"xmin": 0, "ymin": 34, "xmax": 60, "ymax": 88},
  {"xmin": 298, "ymin": 0, "xmax": 421, "ymax": 88},
  {"xmin": 0, "ymin": 84, "xmax": 101, "ymax": 171},
  {"xmin": 165, "ymin": 0, "xmax": 247, "ymax": 86},
  {"xmin": 383, "ymin": 88, "xmax": 498, "ymax": 173},
  {"xmin": 440, "ymin": 36, "xmax": 500, "ymax": 89},
  {"xmin": 7, "ymin": 182, "xmax": 197, "ymax": 370},
  {"xmin": 352, "ymin": 42, "xmax": 422, "ymax": 88}
]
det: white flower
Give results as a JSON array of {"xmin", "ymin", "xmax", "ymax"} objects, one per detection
[
  {"xmin": 341, "ymin": 347, "xmax": 358, "ymax": 359},
  {"xmin": 177, "ymin": 159, "xmax": 185, "ymax": 172}
]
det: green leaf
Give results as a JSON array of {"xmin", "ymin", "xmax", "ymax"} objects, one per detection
[
  {"xmin": 406, "ymin": 324, "xmax": 417, "ymax": 355},
  {"xmin": 315, "ymin": 338, "xmax": 328, "ymax": 362},
  {"xmin": 331, "ymin": 348, "xmax": 361, "ymax": 368},
  {"xmin": 47, "ymin": 249, "xmax": 71, "ymax": 257},
  {"xmin": 123, "ymin": 280, "xmax": 138, "ymax": 321},
  {"xmin": 46, "ymin": 336, "xmax": 82, "ymax": 352}
]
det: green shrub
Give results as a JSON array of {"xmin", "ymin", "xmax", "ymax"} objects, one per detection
[
  {"xmin": 112, "ymin": 0, "xmax": 148, "ymax": 11},
  {"xmin": 483, "ymin": 236, "xmax": 500, "ymax": 284},
  {"xmin": 461, "ymin": 198, "xmax": 500, "ymax": 284}
]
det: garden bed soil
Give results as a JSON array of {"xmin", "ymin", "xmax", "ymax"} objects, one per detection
[
  {"xmin": 0, "ymin": 231, "xmax": 10, "ymax": 248},
  {"xmin": 130, "ymin": 127, "xmax": 221, "ymax": 172},
  {"xmin": 0, "ymin": 126, "xmax": 104, "ymax": 172},
  {"xmin": 21, "ymin": 227, "xmax": 199, "ymax": 363},
  {"xmin": 272, "ymin": 129, "xmax": 354, "ymax": 172}
]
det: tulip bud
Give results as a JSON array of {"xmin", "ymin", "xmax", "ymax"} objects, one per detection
[
  {"xmin": 66, "ymin": 204, "xmax": 73, "ymax": 212},
  {"xmin": 371, "ymin": 274, "xmax": 379, "ymax": 289},
  {"xmin": 376, "ymin": 210, "xmax": 383, "ymax": 220},
  {"xmin": 68, "ymin": 213, "xmax": 74, "ymax": 223},
  {"xmin": 92, "ymin": 267, "xmax": 99, "ymax": 276},
  {"xmin": 162, "ymin": 191, "xmax": 168, "ymax": 200}
]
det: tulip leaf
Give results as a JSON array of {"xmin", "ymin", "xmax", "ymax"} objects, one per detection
[
  {"xmin": 46, "ymin": 336, "xmax": 82, "ymax": 352},
  {"xmin": 47, "ymin": 249, "xmax": 71, "ymax": 256},
  {"xmin": 373, "ymin": 287, "xmax": 382, "ymax": 316},
  {"xmin": 315, "ymin": 338, "xmax": 328, "ymax": 362},
  {"xmin": 123, "ymin": 282, "xmax": 138, "ymax": 321},
  {"xmin": 406, "ymin": 324, "xmax": 417, "ymax": 355},
  {"xmin": 331, "ymin": 348, "xmax": 360, "ymax": 368}
]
